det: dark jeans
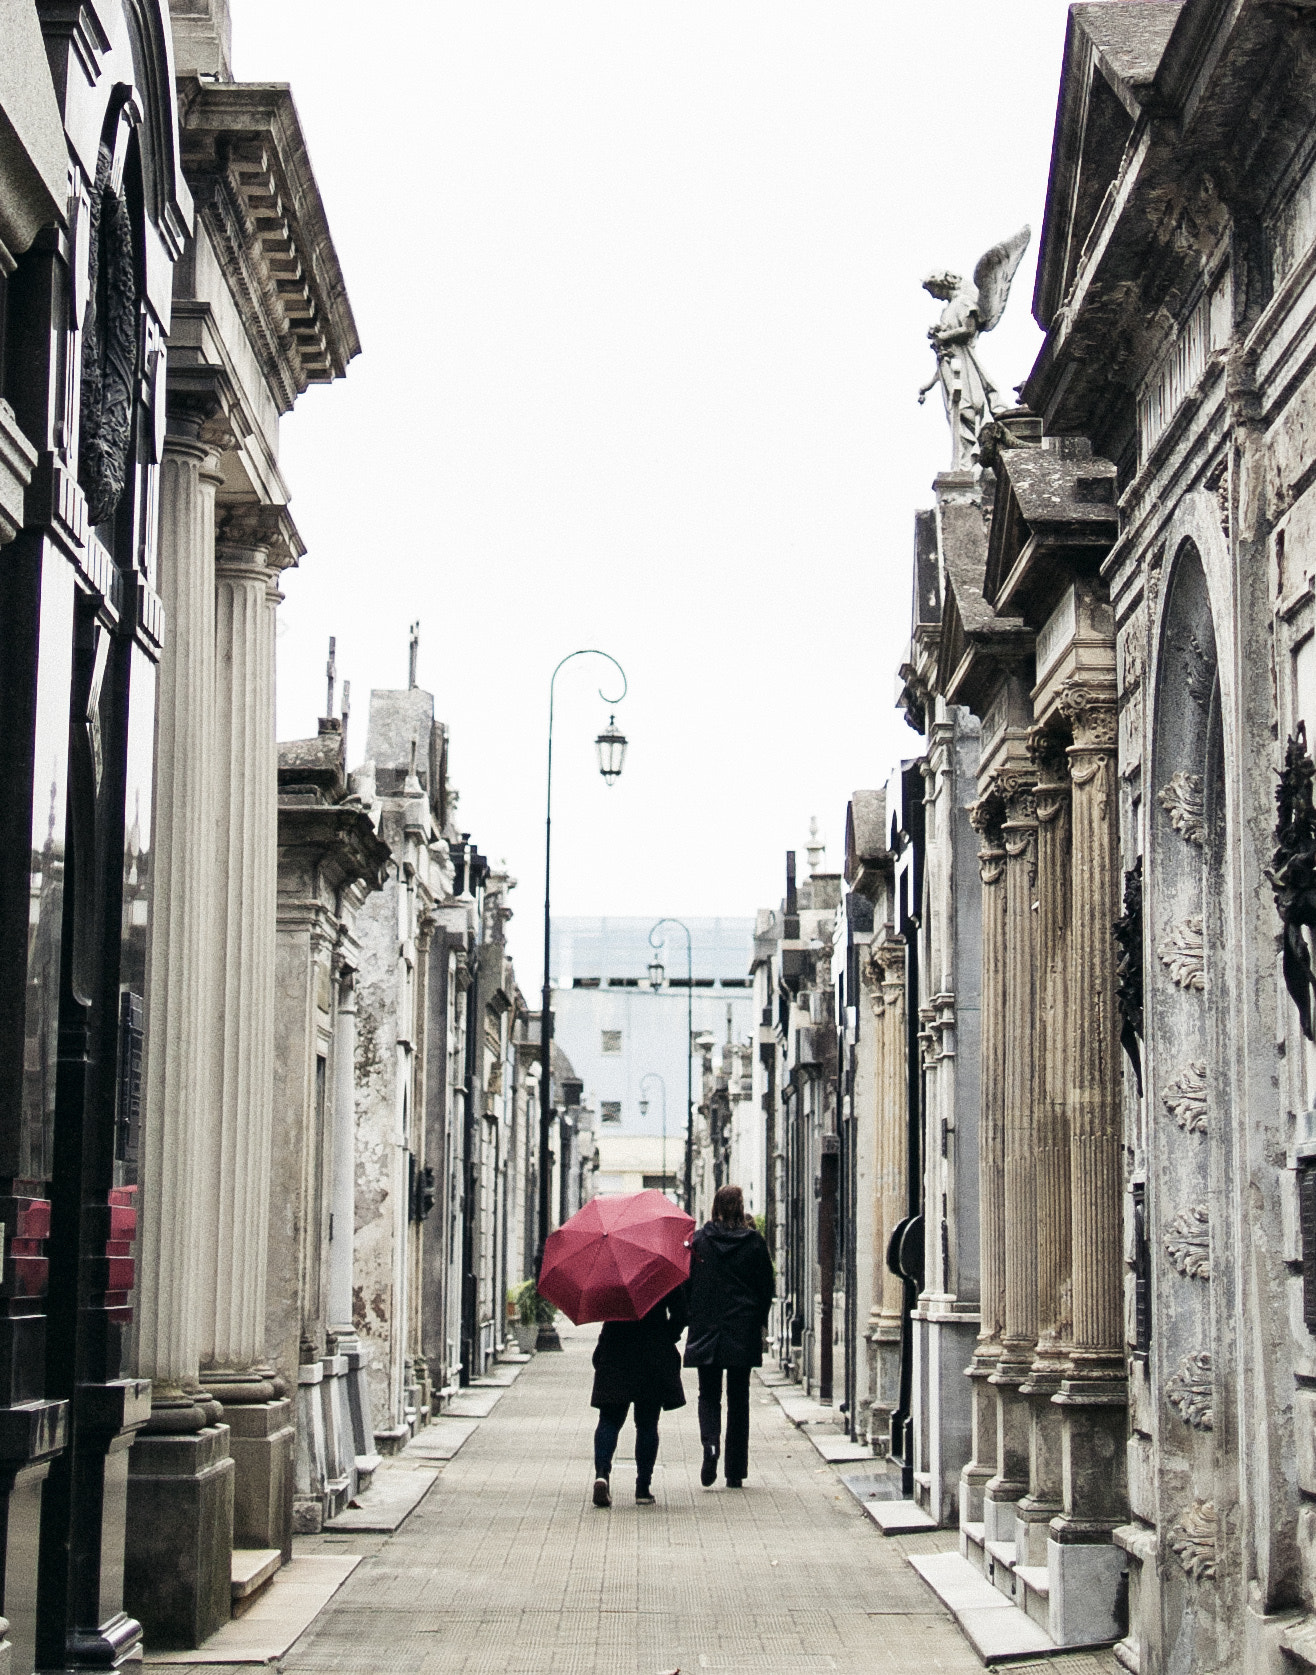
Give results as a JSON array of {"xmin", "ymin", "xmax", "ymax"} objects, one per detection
[
  {"xmin": 594, "ymin": 1401, "xmax": 661, "ymax": 1491},
  {"xmin": 697, "ymin": 1366, "xmax": 751, "ymax": 1481}
]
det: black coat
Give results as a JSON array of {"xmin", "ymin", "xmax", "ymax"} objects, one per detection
[
  {"xmin": 683, "ymin": 1222, "xmax": 775, "ymax": 1369},
  {"xmin": 590, "ymin": 1287, "xmax": 688, "ymax": 1411}
]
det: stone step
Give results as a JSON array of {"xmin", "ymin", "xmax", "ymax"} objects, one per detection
[
  {"xmin": 325, "ymin": 1464, "xmax": 439, "ymax": 1533},
  {"xmin": 230, "ymin": 1548, "xmax": 281, "ymax": 1609},
  {"xmin": 984, "ymin": 1538, "xmax": 1018, "ymax": 1602},
  {"xmin": 1013, "ymin": 1563, "xmax": 1050, "ymax": 1632},
  {"xmin": 908, "ymin": 1550, "xmax": 1056, "ymax": 1665},
  {"xmin": 961, "ymin": 1519, "xmax": 986, "ymax": 1567},
  {"xmin": 863, "ymin": 1498, "xmax": 939, "ymax": 1534}
]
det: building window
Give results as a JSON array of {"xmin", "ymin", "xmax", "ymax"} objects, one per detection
[
  {"xmin": 601, "ymin": 1030, "xmax": 622, "ymax": 1055},
  {"xmin": 600, "ymin": 1101, "xmax": 622, "ymax": 1123}
]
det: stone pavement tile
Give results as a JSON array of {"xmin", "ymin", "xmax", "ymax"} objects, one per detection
[{"xmin": 282, "ymin": 1325, "xmax": 989, "ymax": 1675}]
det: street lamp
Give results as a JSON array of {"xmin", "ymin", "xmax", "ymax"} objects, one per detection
[
  {"xmin": 537, "ymin": 651, "xmax": 628, "ymax": 1339},
  {"xmin": 649, "ymin": 917, "xmax": 694, "ymax": 1216},
  {"xmin": 639, "ymin": 1072, "xmax": 668, "ymax": 1200}
]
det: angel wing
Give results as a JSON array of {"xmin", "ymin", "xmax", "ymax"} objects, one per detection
[{"xmin": 973, "ymin": 226, "xmax": 1031, "ymax": 334}]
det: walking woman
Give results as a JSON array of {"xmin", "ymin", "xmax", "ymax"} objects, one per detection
[
  {"xmin": 590, "ymin": 1282, "xmax": 687, "ymax": 1507},
  {"xmin": 684, "ymin": 1185, "xmax": 775, "ymax": 1488}
]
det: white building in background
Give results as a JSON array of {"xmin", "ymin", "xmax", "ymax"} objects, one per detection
[{"xmin": 549, "ymin": 918, "xmax": 756, "ymax": 1207}]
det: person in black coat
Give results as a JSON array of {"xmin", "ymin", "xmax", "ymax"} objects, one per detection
[
  {"xmin": 590, "ymin": 1282, "xmax": 687, "ymax": 1507},
  {"xmin": 683, "ymin": 1184, "xmax": 775, "ymax": 1488}
]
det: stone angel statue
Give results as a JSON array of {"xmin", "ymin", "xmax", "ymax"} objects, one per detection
[{"xmin": 917, "ymin": 226, "xmax": 1031, "ymax": 469}]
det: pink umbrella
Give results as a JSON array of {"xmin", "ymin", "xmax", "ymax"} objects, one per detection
[{"xmin": 539, "ymin": 1190, "xmax": 694, "ymax": 1324}]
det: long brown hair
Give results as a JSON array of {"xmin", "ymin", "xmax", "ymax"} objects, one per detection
[{"xmin": 711, "ymin": 1185, "xmax": 749, "ymax": 1228}]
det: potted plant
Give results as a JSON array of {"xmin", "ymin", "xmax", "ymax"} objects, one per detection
[{"xmin": 511, "ymin": 1280, "xmax": 554, "ymax": 1353}]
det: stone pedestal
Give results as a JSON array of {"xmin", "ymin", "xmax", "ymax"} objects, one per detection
[
  {"xmin": 223, "ymin": 1398, "xmax": 294, "ymax": 1561},
  {"xmin": 292, "ymin": 1364, "xmax": 329, "ymax": 1534},
  {"xmin": 123, "ymin": 1428, "xmax": 234, "ymax": 1649}
]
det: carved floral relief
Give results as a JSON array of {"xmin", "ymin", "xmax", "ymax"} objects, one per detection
[
  {"xmin": 1163, "ymin": 1061, "xmax": 1208, "ymax": 1134},
  {"xmin": 1158, "ymin": 916, "xmax": 1205, "ymax": 991},
  {"xmin": 1164, "ymin": 1203, "xmax": 1211, "ymax": 1279},
  {"xmin": 1158, "ymin": 773, "xmax": 1205, "ymax": 846},
  {"xmin": 1166, "ymin": 1350, "xmax": 1214, "ymax": 1430},
  {"xmin": 1169, "ymin": 1499, "xmax": 1218, "ymax": 1582}
]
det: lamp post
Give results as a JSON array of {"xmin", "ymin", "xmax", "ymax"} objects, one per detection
[
  {"xmin": 648, "ymin": 917, "xmax": 694, "ymax": 1216},
  {"xmin": 536, "ymin": 652, "xmax": 628, "ymax": 1331},
  {"xmin": 638, "ymin": 1072, "xmax": 668, "ymax": 1201}
]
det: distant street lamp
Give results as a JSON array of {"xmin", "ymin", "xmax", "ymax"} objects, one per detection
[
  {"xmin": 649, "ymin": 917, "xmax": 694, "ymax": 1216},
  {"xmin": 638, "ymin": 1072, "xmax": 668, "ymax": 1201},
  {"xmin": 537, "ymin": 652, "xmax": 628, "ymax": 1329}
]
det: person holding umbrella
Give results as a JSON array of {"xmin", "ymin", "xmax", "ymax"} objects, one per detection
[
  {"xmin": 589, "ymin": 1283, "xmax": 688, "ymax": 1507},
  {"xmin": 684, "ymin": 1185, "xmax": 775, "ymax": 1490},
  {"xmin": 536, "ymin": 1189, "xmax": 695, "ymax": 1508}
]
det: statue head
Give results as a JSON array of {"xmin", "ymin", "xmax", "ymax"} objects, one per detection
[{"xmin": 922, "ymin": 270, "xmax": 961, "ymax": 302}]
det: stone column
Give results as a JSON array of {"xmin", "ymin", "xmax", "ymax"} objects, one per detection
[
  {"xmin": 1016, "ymin": 730, "xmax": 1073, "ymax": 1568},
  {"xmin": 202, "ymin": 513, "xmax": 294, "ymax": 1557},
  {"xmin": 124, "ymin": 425, "xmax": 234, "ymax": 1648},
  {"xmin": 984, "ymin": 773, "xmax": 1038, "ymax": 1546},
  {"xmin": 870, "ymin": 940, "xmax": 906, "ymax": 1448},
  {"xmin": 961, "ymin": 794, "xmax": 1006, "ymax": 1531},
  {"xmin": 327, "ymin": 950, "xmax": 377, "ymax": 1472},
  {"xmin": 1049, "ymin": 683, "xmax": 1126, "ymax": 1632},
  {"xmin": 864, "ymin": 969, "xmax": 887, "ymax": 1450}
]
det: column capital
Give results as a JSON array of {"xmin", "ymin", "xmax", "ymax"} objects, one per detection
[
  {"xmin": 1056, "ymin": 678, "xmax": 1117, "ymax": 752},
  {"xmin": 166, "ymin": 361, "xmax": 250, "ymax": 452},
  {"xmin": 216, "ymin": 500, "xmax": 305, "ymax": 571}
]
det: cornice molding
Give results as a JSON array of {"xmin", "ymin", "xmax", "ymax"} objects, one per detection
[{"xmin": 177, "ymin": 77, "xmax": 360, "ymax": 415}]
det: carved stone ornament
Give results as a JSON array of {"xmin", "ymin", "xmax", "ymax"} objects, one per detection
[
  {"xmin": 1158, "ymin": 916, "xmax": 1205, "ymax": 991},
  {"xmin": 1057, "ymin": 682, "xmax": 1118, "ymax": 748},
  {"xmin": 1113, "ymin": 858, "xmax": 1144, "ymax": 1095},
  {"xmin": 1159, "ymin": 773, "xmax": 1205, "ymax": 846},
  {"xmin": 1266, "ymin": 722, "xmax": 1316, "ymax": 1040},
  {"xmin": 1166, "ymin": 1350, "xmax": 1214, "ymax": 1430},
  {"xmin": 1164, "ymin": 1203, "xmax": 1211, "ymax": 1279},
  {"xmin": 1169, "ymin": 1499, "xmax": 1218, "ymax": 1582},
  {"xmin": 79, "ymin": 143, "xmax": 139, "ymax": 528},
  {"xmin": 1163, "ymin": 1061, "xmax": 1207, "ymax": 1134},
  {"xmin": 1169, "ymin": 627, "xmax": 1217, "ymax": 711}
]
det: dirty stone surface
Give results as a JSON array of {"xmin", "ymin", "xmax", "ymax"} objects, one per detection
[{"xmin": 244, "ymin": 1323, "xmax": 1117, "ymax": 1675}]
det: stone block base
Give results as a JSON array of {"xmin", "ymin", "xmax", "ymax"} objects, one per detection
[
  {"xmin": 1047, "ymin": 1536, "xmax": 1123, "ymax": 1646},
  {"xmin": 125, "ymin": 1426, "xmax": 235, "ymax": 1650},
  {"xmin": 223, "ymin": 1400, "xmax": 294, "ymax": 1560}
]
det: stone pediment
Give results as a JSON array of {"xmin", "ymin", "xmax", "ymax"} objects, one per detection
[
  {"xmin": 177, "ymin": 78, "xmax": 360, "ymax": 414},
  {"xmin": 1032, "ymin": 3, "xmax": 1182, "ymax": 332},
  {"xmin": 936, "ymin": 512, "xmax": 1034, "ymax": 721},
  {"xmin": 984, "ymin": 437, "xmax": 1119, "ymax": 617}
]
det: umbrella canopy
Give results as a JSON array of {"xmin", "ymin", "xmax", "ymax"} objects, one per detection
[{"xmin": 539, "ymin": 1190, "xmax": 695, "ymax": 1324}]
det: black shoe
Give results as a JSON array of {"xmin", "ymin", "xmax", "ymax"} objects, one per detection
[
  {"xmin": 700, "ymin": 1445, "xmax": 719, "ymax": 1487},
  {"xmin": 725, "ymin": 1477, "xmax": 743, "ymax": 1488},
  {"xmin": 593, "ymin": 1476, "xmax": 611, "ymax": 1507},
  {"xmin": 635, "ymin": 1488, "xmax": 656, "ymax": 1506}
]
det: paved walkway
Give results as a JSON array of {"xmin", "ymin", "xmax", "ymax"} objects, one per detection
[{"xmin": 277, "ymin": 1324, "xmax": 1116, "ymax": 1675}]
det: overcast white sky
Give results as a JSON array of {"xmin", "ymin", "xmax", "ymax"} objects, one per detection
[{"xmin": 235, "ymin": 1, "xmax": 1075, "ymax": 980}]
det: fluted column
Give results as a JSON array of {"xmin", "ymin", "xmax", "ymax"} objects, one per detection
[
  {"xmin": 1017, "ymin": 729, "xmax": 1073, "ymax": 1564},
  {"xmin": 1053, "ymin": 684, "xmax": 1128, "ymax": 1546},
  {"xmin": 132, "ymin": 430, "xmax": 220, "ymax": 1424},
  {"xmin": 961, "ymin": 793, "xmax": 1006, "ymax": 1526},
  {"xmin": 201, "ymin": 535, "xmax": 279, "ymax": 1392},
  {"xmin": 328, "ymin": 962, "xmax": 357, "ymax": 1334},
  {"xmin": 123, "ymin": 423, "xmax": 239, "ymax": 1650},
  {"xmin": 867, "ymin": 939, "xmax": 905, "ymax": 1452},
  {"xmin": 984, "ymin": 772, "xmax": 1039, "ymax": 1540}
]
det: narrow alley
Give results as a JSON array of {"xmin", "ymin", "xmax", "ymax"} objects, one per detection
[{"xmin": 227, "ymin": 1331, "xmax": 1120, "ymax": 1675}]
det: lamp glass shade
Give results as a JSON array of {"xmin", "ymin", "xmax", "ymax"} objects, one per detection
[
  {"xmin": 647, "ymin": 957, "xmax": 665, "ymax": 990},
  {"xmin": 595, "ymin": 715, "xmax": 627, "ymax": 785}
]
